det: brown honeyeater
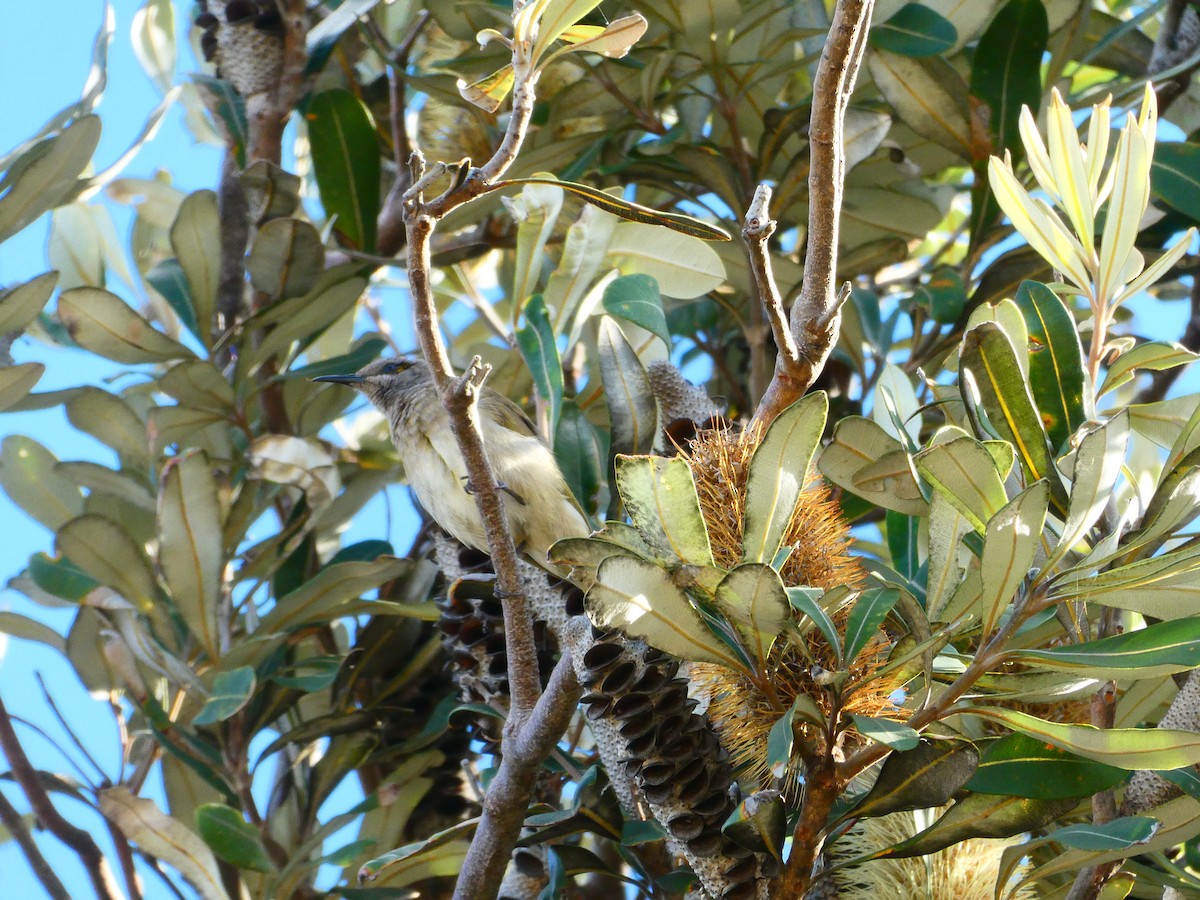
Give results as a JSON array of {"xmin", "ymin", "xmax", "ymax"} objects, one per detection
[{"xmin": 315, "ymin": 358, "xmax": 589, "ymax": 570}]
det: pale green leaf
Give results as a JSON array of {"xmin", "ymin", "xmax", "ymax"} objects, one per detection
[
  {"xmin": 57, "ymin": 514, "xmax": 159, "ymax": 613},
  {"xmin": 714, "ymin": 563, "xmax": 790, "ymax": 663},
  {"xmin": 1047, "ymin": 412, "xmax": 1128, "ymax": 570},
  {"xmin": 914, "ymin": 436, "xmax": 1008, "ymax": 533},
  {"xmin": 605, "ymin": 222, "xmax": 725, "ymax": 299},
  {"xmin": 1100, "ymin": 341, "xmax": 1200, "ymax": 397},
  {"xmin": 58, "ymin": 287, "xmax": 193, "ymax": 363},
  {"xmin": 0, "ymin": 436, "xmax": 83, "ymax": 531},
  {"xmin": 158, "ymin": 452, "xmax": 222, "ymax": 658},
  {"xmin": 979, "ymin": 481, "xmax": 1047, "ymax": 635},
  {"xmin": 614, "ymin": 455, "xmax": 712, "ymax": 565}
]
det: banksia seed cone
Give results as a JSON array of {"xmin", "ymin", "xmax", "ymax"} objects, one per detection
[
  {"xmin": 568, "ymin": 618, "xmax": 774, "ymax": 900},
  {"xmin": 196, "ymin": 0, "xmax": 284, "ymax": 97}
]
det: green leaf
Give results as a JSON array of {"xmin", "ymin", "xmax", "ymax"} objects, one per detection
[
  {"xmin": 977, "ymin": 481, "xmax": 1047, "ymax": 635},
  {"xmin": 960, "ymin": 323, "xmax": 1060, "ymax": 502},
  {"xmin": 714, "ymin": 564, "xmax": 790, "ymax": 663},
  {"xmin": 598, "ymin": 317, "xmax": 656, "ymax": 455},
  {"xmin": 270, "ymin": 656, "xmax": 342, "ymax": 692},
  {"xmin": 0, "ymin": 611, "xmax": 67, "ymax": 654},
  {"xmin": 193, "ymin": 667, "xmax": 256, "ymax": 725},
  {"xmin": 969, "ymin": 0, "xmax": 1047, "ymax": 158},
  {"xmin": 0, "ymin": 437, "xmax": 84, "ymax": 531},
  {"xmin": 305, "ymin": 0, "xmax": 383, "ymax": 70},
  {"xmin": 306, "ymin": 89, "xmax": 381, "ymax": 251},
  {"xmin": 64, "ymin": 388, "xmax": 149, "ymax": 467},
  {"xmin": 912, "ymin": 267, "xmax": 966, "ymax": 324},
  {"xmin": 845, "ymin": 587, "xmax": 900, "ymax": 662},
  {"xmin": 723, "ymin": 792, "xmax": 786, "ymax": 860},
  {"xmin": 966, "ymin": 733, "xmax": 1126, "ymax": 799},
  {"xmin": 0, "ymin": 271, "xmax": 58, "ymax": 335},
  {"xmin": 1006, "ymin": 616, "xmax": 1200, "ymax": 679},
  {"xmin": 602, "ymin": 274, "xmax": 669, "ymax": 346},
  {"xmin": 170, "ymin": 190, "xmax": 220, "ymax": 347},
  {"xmin": 850, "ymin": 715, "xmax": 920, "ymax": 751},
  {"xmin": 873, "ymin": 793, "xmax": 1077, "ymax": 860},
  {"xmin": 1101, "ymin": 341, "xmax": 1200, "ymax": 397},
  {"xmin": 963, "ymin": 706, "xmax": 1200, "ymax": 770},
  {"xmin": 1048, "ymin": 412, "xmax": 1128, "ymax": 569},
  {"xmin": 1012, "ymin": 280, "xmax": 1087, "ymax": 451},
  {"xmin": 605, "ymin": 222, "xmax": 727, "ymax": 299},
  {"xmin": 614, "ymin": 455, "xmax": 712, "ymax": 565},
  {"xmin": 257, "ymin": 558, "xmax": 410, "ymax": 637},
  {"xmin": 190, "ymin": 75, "xmax": 247, "ymax": 165},
  {"xmin": 57, "ymin": 287, "xmax": 193, "ymax": 363},
  {"xmin": 585, "ymin": 556, "xmax": 745, "ymax": 670},
  {"xmin": 742, "ymin": 392, "xmax": 828, "ymax": 564},
  {"xmin": 1052, "ymin": 543, "xmax": 1200, "ymax": 619},
  {"xmin": 766, "ymin": 701, "xmax": 797, "ymax": 779},
  {"xmin": 357, "ymin": 819, "xmax": 474, "ymax": 884},
  {"xmin": 886, "ymin": 512, "xmax": 919, "ymax": 581},
  {"xmin": 492, "ymin": 178, "xmax": 730, "ymax": 242},
  {"xmin": 195, "ymin": 804, "xmax": 274, "ymax": 872},
  {"xmin": 0, "ymin": 116, "xmax": 101, "ymax": 243},
  {"xmin": 867, "ymin": 51, "xmax": 971, "ymax": 158},
  {"xmin": 56, "ymin": 514, "xmax": 158, "ymax": 613},
  {"xmin": 247, "ymin": 218, "xmax": 325, "ymax": 300},
  {"xmin": 516, "ymin": 294, "xmax": 563, "ymax": 433},
  {"xmin": 0, "ymin": 363, "xmax": 45, "ymax": 413},
  {"xmin": 554, "ymin": 400, "xmax": 604, "ymax": 518},
  {"xmin": 820, "ymin": 417, "xmax": 927, "ymax": 516},
  {"xmin": 243, "ymin": 271, "xmax": 367, "ymax": 371},
  {"xmin": 158, "ymin": 452, "xmax": 222, "ymax": 659},
  {"xmin": 914, "ymin": 436, "xmax": 1008, "ymax": 533},
  {"xmin": 849, "ymin": 740, "xmax": 979, "ymax": 820},
  {"xmin": 146, "ymin": 258, "xmax": 199, "ymax": 340},
  {"xmin": 786, "ymin": 587, "xmax": 840, "ymax": 658},
  {"xmin": 457, "ymin": 64, "xmax": 515, "ymax": 113},
  {"xmin": 28, "ymin": 552, "xmax": 100, "ymax": 601},
  {"xmin": 1049, "ymin": 817, "xmax": 1159, "ymax": 851},
  {"xmin": 871, "ymin": 4, "xmax": 956, "ymax": 57},
  {"xmin": 1152, "ymin": 142, "xmax": 1200, "ymax": 218},
  {"xmin": 159, "ymin": 360, "xmax": 236, "ymax": 412}
]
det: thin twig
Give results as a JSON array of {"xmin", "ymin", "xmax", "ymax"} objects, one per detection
[
  {"xmin": 0, "ymin": 788, "xmax": 72, "ymax": 900},
  {"xmin": 750, "ymin": 0, "xmax": 875, "ymax": 429},
  {"xmin": 0, "ymin": 698, "xmax": 125, "ymax": 900},
  {"xmin": 35, "ymin": 673, "xmax": 109, "ymax": 787}
]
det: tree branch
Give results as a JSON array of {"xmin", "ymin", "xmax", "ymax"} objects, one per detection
[
  {"xmin": 750, "ymin": 0, "xmax": 875, "ymax": 428},
  {"xmin": 453, "ymin": 653, "xmax": 580, "ymax": 900},
  {"xmin": 0, "ymin": 788, "xmax": 72, "ymax": 900},
  {"xmin": 0, "ymin": 698, "xmax": 125, "ymax": 900}
]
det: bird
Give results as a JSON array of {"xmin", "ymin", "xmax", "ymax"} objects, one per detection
[{"xmin": 314, "ymin": 357, "xmax": 590, "ymax": 571}]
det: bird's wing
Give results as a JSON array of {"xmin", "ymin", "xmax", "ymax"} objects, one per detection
[{"xmin": 486, "ymin": 389, "xmax": 539, "ymax": 438}]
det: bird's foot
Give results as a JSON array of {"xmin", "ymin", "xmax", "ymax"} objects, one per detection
[{"xmin": 460, "ymin": 476, "xmax": 526, "ymax": 505}]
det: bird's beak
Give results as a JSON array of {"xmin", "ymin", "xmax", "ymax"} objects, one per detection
[{"xmin": 312, "ymin": 374, "xmax": 364, "ymax": 386}]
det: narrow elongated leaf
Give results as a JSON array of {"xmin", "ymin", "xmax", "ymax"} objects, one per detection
[
  {"xmin": 0, "ymin": 611, "xmax": 67, "ymax": 654},
  {"xmin": 597, "ymin": 316, "xmax": 655, "ymax": 455},
  {"xmin": 66, "ymin": 388, "xmax": 149, "ymax": 466},
  {"xmin": 358, "ymin": 820, "xmax": 474, "ymax": 884},
  {"xmin": 1051, "ymin": 817, "xmax": 1159, "ymax": 852},
  {"xmin": 306, "ymin": 89, "xmax": 380, "ymax": 251},
  {"xmin": 606, "ymin": 222, "xmax": 726, "ymax": 299},
  {"xmin": 170, "ymin": 190, "xmax": 220, "ymax": 346},
  {"xmin": 1048, "ymin": 412, "xmax": 1128, "ymax": 569},
  {"xmin": 158, "ymin": 452, "xmax": 222, "ymax": 658},
  {"xmin": 1151, "ymin": 142, "xmax": 1200, "ymax": 216},
  {"xmin": 1052, "ymin": 543, "xmax": 1200, "ymax": 619},
  {"xmin": 0, "ymin": 116, "xmax": 102, "ymax": 243},
  {"xmin": 886, "ymin": 512, "xmax": 919, "ymax": 581},
  {"xmin": 978, "ymin": 482, "xmax": 1047, "ymax": 635},
  {"xmin": 845, "ymin": 588, "xmax": 900, "ymax": 662},
  {"xmin": 966, "ymin": 733, "xmax": 1126, "ymax": 799},
  {"xmin": 742, "ymin": 392, "xmax": 828, "ymax": 564},
  {"xmin": 1012, "ymin": 280, "xmax": 1087, "ymax": 451},
  {"xmin": 850, "ymin": 740, "xmax": 979, "ymax": 820},
  {"xmin": 100, "ymin": 787, "xmax": 229, "ymax": 900},
  {"xmin": 516, "ymin": 294, "xmax": 562, "ymax": 433},
  {"xmin": 868, "ymin": 51, "xmax": 971, "ymax": 158},
  {"xmin": 57, "ymin": 514, "xmax": 158, "ymax": 612},
  {"xmin": 258, "ymin": 558, "xmax": 410, "ymax": 635},
  {"xmin": 586, "ymin": 556, "xmax": 744, "ymax": 669},
  {"xmin": 850, "ymin": 715, "xmax": 920, "ymax": 751},
  {"xmin": 963, "ymin": 706, "xmax": 1200, "ymax": 770},
  {"xmin": 554, "ymin": 400, "xmax": 604, "ymax": 518},
  {"xmin": 1101, "ymin": 341, "xmax": 1200, "ymax": 397},
  {"xmin": 492, "ymin": 179, "xmax": 730, "ymax": 242},
  {"xmin": 926, "ymin": 493, "xmax": 970, "ymax": 619},
  {"xmin": 872, "ymin": 794, "xmax": 1077, "ymax": 860},
  {"xmin": 871, "ymin": 4, "xmax": 956, "ymax": 57},
  {"xmin": 601, "ymin": 274, "xmax": 669, "ymax": 345},
  {"xmin": 786, "ymin": 587, "xmax": 840, "ymax": 657},
  {"xmin": 960, "ymin": 324, "xmax": 1058, "ymax": 501},
  {"xmin": 614, "ymin": 455, "xmax": 712, "ymax": 565},
  {"xmin": 195, "ymin": 804, "xmax": 273, "ymax": 872},
  {"xmin": 0, "ymin": 271, "xmax": 58, "ymax": 334},
  {"xmin": 193, "ymin": 667, "xmax": 255, "ymax": 725},
  {"xmin": 714, "ymin": 564, "xmax": 790, "ymax": 663},
  {"xmin": 58, "ymin": 287, "xmax": 193, "ymax": 363},
  {"xmin": 914, "ymin": 437, "xmax": 1008, "ymax": 533},
  {"xmin": 969, "ymin": 0, "xmax": 1047, "ymax": 157},
  {"xmin": 0, "ymin": 437, "xmax": 84, "ymax": 530},
  {"xmin": 1007, "ymin": 616, "xmax": 1200, "ymax": 679}
]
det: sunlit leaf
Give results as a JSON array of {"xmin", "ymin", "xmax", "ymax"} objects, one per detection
[{"xmin": 614, "ymin": 455, "xmax": 712, "ymax": 566}]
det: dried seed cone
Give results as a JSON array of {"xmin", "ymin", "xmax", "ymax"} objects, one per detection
[
  {"xmin": 648, "ymin": 360, "xmax": 724, "ymax": 424},
  {"xmin": 433, "ymin": 532, "xmax": 558, "ymax": 749},
  {"xmin": 498, "ymin": 846, "xmax": 549, "ymax": 900},
  {"xmin": 567, "ymin": 618, "xmax": 773, "ymax": 900},
  {"xmin": 197, "ymin": 0, "xmax": 284, "ymax": 97}
]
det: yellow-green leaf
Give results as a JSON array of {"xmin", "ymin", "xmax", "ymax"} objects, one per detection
[
  {"xmin": 58, "ymin": 286, "xmax": 193, "ymax": 363},
  {"xmin": 159, "ymin": 452, "xmax": 223, "ymax": 658}
]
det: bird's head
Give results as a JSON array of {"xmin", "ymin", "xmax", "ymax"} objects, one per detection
[{"xmin": 312, "ymin": 357, "xmax": 432, "ymax": 411}]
